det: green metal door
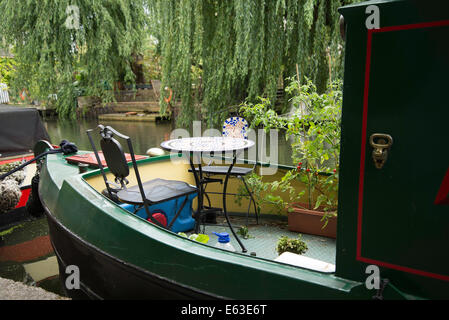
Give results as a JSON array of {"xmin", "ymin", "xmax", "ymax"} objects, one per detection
[{"xmin": 338, "ymin": 0, "xmax": 449, "ymax": 299}]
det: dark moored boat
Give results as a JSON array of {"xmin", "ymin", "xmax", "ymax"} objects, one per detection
[
  {"xmin": 39, "ymin": 0, "xmax": 449, "ymax": 299},
  {"xmin": 0, "ymin": 105, "xmax": 51, "ymax": 230}
]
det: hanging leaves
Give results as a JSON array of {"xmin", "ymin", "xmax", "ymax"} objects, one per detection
[
  {"xmin": 148, "ymin": 0, "xmax": 362, "ymax": 127},
  {"xmin": 0, "ymin": 0, "xmax": 363, "ymax": 122},
  {"xmin": 0, "ymin": 0, "xmax": 148, "ymax": 118}
]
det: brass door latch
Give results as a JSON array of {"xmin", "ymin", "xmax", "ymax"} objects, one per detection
[{"xmin": 369, "ymin": 133, "xmax": 393, "ymax": 169}]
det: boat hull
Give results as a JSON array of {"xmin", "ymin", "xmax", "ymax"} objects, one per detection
[{"xmin": 45, "ymin": 206, "xmax": 217, "ymax": 300}]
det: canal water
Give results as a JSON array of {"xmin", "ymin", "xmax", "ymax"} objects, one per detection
[
  {"xmin": 0, "ymin": 117, "xmax": 293, "ymax": 298},
  {"xmin": 43, "ymin": 118, "xmax": 174, "ymax": 156},
  {"xmin": 0, "ymin": 216, "xmax": 65, "ymax": 297}
]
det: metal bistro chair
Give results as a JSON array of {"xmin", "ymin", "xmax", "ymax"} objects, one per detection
[
  {"xmin": 87, "ymin": 125, "xmax": 197, "ymax": 231},
  {"xmin": 190, "ymin": 117, "xmax": 259, "ymax": 225}
]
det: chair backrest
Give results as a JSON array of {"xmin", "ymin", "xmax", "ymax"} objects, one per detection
[
  {"xmin": 100, "ymin": 135, "xmax": 130, "ymax": 182},
  {"xmin": 222, "ymin": 117, "xmax": 249, "ymax": 140},
  {"xmin": 87, "ymin": 125, "xmax": 134, "ymax": 189}
]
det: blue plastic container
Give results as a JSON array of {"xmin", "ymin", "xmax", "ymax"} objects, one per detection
[{"xmin": 119, "ymin": 193, "xmax": 197, "ymax": 233}]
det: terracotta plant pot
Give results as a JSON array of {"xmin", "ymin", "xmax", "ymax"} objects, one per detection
[{"xmin": 287, "ymin": 203, "xmax": 337, "ymax": 239}]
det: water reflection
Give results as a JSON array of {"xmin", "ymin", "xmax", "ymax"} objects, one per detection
[
  {"xmin": 42, "ymin": 118, "xmax": 293, "ymax": 166},
  {"xmin": 43, "ymin": 118, "xmax": 174, "ymax": 156}
]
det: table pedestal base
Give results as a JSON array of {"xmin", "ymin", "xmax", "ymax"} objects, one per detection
[{"xmin": 189, "ymin": 151, "xmax": 247, "ymax": 253}]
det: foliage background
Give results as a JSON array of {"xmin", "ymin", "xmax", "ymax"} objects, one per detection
[
  {"xmin": 0, "ymin": 56, "xmax": 16, "ymax": 87},
  {"xmin": 149, "ymin": 0, "xmax": 363, "ymax": 127},
  {"xmin": 0, "ymin": 0, "xmax": 363, "ymax": 123},
  {"xmin": 0, "ymin": 0, "xmax": 148, "ymax": 117}
]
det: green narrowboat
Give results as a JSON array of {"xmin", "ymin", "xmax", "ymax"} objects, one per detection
[
  {"xmin": 40, "ymin": 151, "xmax": 386, "ymax": 300},
  {"xmin": 38, "ymin": 0, "xmax": 449, "ymax": 300}
]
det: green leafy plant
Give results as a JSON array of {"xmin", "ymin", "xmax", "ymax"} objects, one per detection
[
  {"xmin": 0, "ymin": 57, "xmax": 16, "ymax": 86},
  {"xmin": 235, "ymin": 171, "xmax": 297, "ymax": 215},
  {"xmin": 240, "ymin": 76, "xmax": 342, "ymax": 226},
  {"xmin": 0, "ymin": 1, "xmax": 149, "ymax": 118},
  {"xmin": 236, "ymin": 226, "xmax": 254, "ymax": 239},
  {"xmin": 235, "ymin": 172, "xmax": 276, "ymax": 215},
  {"xmin": 148, "ymin": 0, "xmax": 363, "ymax": 127},
  {"xmin": 276, "ymin": 235, "xmax": 308, "ymax": 255},
  {"xmin": 141, "ymin": 36, "xmax": 162, "ymax": 81}
]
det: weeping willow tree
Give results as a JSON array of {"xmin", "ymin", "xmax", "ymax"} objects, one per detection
[
  {"xmin": 149, "ymin": 0, "xmax": 362, "ymax": 127},
  {"xmin": 0, "ymin": 0, "xmax": 148, "ymax": 118}
]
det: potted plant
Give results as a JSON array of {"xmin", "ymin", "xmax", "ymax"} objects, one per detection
[{"xmin": 240, "ymin": 76, "xmax": 342, "ymax": 238}]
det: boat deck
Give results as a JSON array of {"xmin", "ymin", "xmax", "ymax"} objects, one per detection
[
  {"xmin": 84, "ymin": 157, "xmax": 337, "ymax": 269},
  {"xmin": 187, "ymin": 214, "xmax": 336, "ymax": 265}
]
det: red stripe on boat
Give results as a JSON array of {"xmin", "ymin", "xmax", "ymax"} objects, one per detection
[
  {"xmin": 0, "ymin": 155, "xmax": 35, "ymax": 166},
  {"xmin": 15, "ymin": 187, "xmax": 31, "ymax": 208}
]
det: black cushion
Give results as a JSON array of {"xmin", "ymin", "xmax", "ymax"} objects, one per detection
[
  {"xmin": 100, "ymin": 137, "xmax": 129, "ymax": 179},
  {"xmin": 117, "ymin": 178, "xmax": 197, "ymax": 205}
]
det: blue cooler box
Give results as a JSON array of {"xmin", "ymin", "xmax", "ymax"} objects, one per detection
[{"xmin": 119, "ymin": 193, "xmax": 197, "ymax": 233}]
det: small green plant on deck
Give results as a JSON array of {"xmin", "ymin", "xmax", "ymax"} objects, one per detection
[
  {"xmin": 240, "ymin": 77, "xmax": 342, "ymax": 227},
  {"xmin": 237, "ymin": 226, "xmax": 254, "ymax": 239},
  {"xmin": 276, "ymin": 235, "xmax": 308, "ymax": 255}
]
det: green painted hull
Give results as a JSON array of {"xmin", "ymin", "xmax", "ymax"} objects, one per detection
[{"xmin": 39, "ymin": 152, "xmax": 383, "ymax": 300}]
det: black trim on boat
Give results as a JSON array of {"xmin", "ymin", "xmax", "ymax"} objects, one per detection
[{"xmin": 50, "ymin": 241, "xmax": 103, "ymax": 300}]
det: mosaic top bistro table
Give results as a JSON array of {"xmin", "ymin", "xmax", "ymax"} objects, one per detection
[{"xmin": 161, "ymin": 136, "xmax": 255, "ymax": 253}]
